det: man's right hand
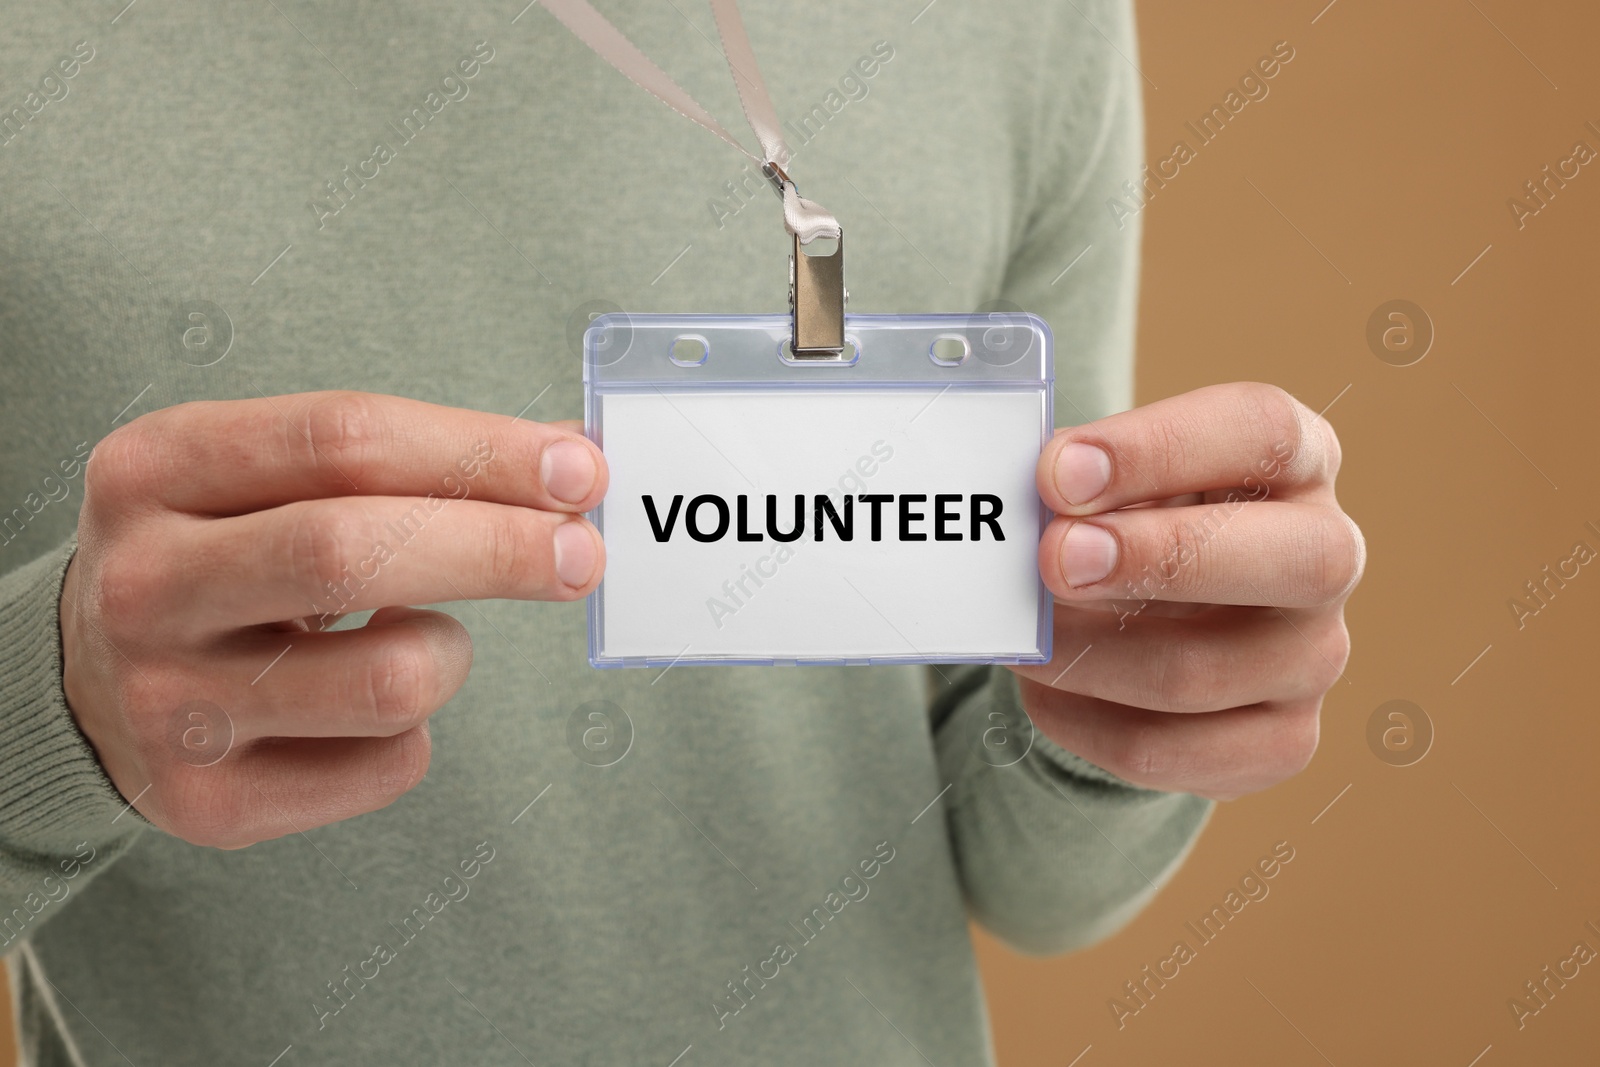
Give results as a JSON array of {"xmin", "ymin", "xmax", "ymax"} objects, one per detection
[{"xmin": 59, "ymin": 391, "xmax": 607, "ymax": 848}]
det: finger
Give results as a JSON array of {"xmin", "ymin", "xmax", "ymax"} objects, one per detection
[
  {"xmin": 141, "ymin": 726, "xmax": 433, "ymax": 849},
  {"xmin": 1038, "ymin": 500, "xmax": 1365, "ymax": 608},
  {"xmin": 1010, "ymin": 604, "xmax": 1349, "ymax": 713},
  {"xmin": 1017, "ymin": 678, "xmax": 1322, "ymax": 799},
  {"xmin": 217, "ymin": 607, "xmax": 472, "ymax": 741},
  {"xmin": 159, "ymin": 496, "xmax": 604, "ymax": 630},
  {"xmin": 1038, "ymin": 382, "xmax": 1339, "ymax": 515},
  {"xmin": 99, "ymin": 391, "xmax": 607, "ymax": 516}
]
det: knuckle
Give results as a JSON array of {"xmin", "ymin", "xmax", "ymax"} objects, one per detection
[
  {"xmin": 1315, "ymin": 510, "xmax": 1366, "ymax": 603},
  {"xmin": 286, "ymin": 504, "xmax": 363, "ymax": 595},
  {"xmin": 484, "ymin": 510, "xmax": 575, "ymax": 598},
  {"xmin": 1153, "ymin": 632, "xmax": 1222, "ymax": 712},
  {"xmin": 1319, "ymin": 417, "xmax": 1344, "ymax": 480},
  {"xmin": 1142, "ymin": 413, "xmax": 1191, "ymax": 488},
  {"xmin": 121, "ymin": 672, "xmax": 184, "ymax": 741},
  {"xmin": 160, "ymin": 770, "xmax": 248, "ymax": 848},
  {"xmin": 92, "ymin": 546, "xmax": 164, "ymax": 631},
  {"xmin": 1305, "ymin": 617, "xmax": 1352, "ymax": 695},
  {"xmin": 1340, "ymin": 513, "xmax": 1367, "ymax": 595},
  {"xmin": 480, "ymin": 508, "xmax": 531, "ymax": 593},
  {"xmin": 1110, "ymin": 721, "xmax": 1177, "ymax": 784},
  {"xmin": 375, "ymin": 726, "xmax": 433, "ymax": 798},
  {"xmin": 83, "ymin": 423, "xmax": 159, "ymax": 508},
  {"xmin": 1147, "ymin": 516, "xmax": 1206, "ymax": 600},
  {"xmin": 1243, "ymin": 382, "xmax": 1311, "ymax": 476},
  {"xmin": 1329, "ymin": 618, "xmax": 1353, "ymax": 670},
  {"xmin": 1260, "ymin": 381, "xmax": 1304, "ymax": 435},
  {"xmin": 364, "ymin": 634, "xmax": 435, "ymax": 730},
  {"xmin": 300, "ymin": 391, "xmax": 382, "ymax": 487},
  {"xmin": 1270, "ymin": 705, "xmax": 1322, "ymax": 778}
]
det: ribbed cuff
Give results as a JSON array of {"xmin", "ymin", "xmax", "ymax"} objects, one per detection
[{"xmin": 0, "ymin": 540, "xmax": 144, "ymax": 874}]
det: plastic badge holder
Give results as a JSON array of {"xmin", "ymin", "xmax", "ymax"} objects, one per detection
[{"xmin": 583, "ymin": 312, "xmax": 1054, "ymax": 668}]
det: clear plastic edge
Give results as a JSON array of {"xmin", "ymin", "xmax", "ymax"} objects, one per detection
[{"xmin": 583, "ymin": 312, "xmax": 1056, "ymax": 670}]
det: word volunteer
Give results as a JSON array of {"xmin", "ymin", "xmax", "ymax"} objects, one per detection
[{"xmin": 641, "ymin": 492, "xmax": 1008, "ymax": 544}]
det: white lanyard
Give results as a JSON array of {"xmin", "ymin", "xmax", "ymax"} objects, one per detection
[{"xmin": 540, "ymin": 0, "xmax": 848, "ymax": 357}]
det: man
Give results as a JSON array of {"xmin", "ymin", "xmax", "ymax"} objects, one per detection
[{"xmin": 0, "ymin": 2, "xmax": 1360, "ymax": 1063}]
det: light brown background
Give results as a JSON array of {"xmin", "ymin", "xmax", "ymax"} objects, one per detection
[{"xmin": 5, "ymin": 1, "xmax": 1597, "ymax": 1063}]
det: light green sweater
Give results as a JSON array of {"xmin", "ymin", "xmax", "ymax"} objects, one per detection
[{"xmin": 0, "ymin": 2, "xmax": 1210, "ymax": 1063}]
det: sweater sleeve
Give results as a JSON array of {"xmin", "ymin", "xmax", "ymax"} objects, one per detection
[
  {"xmin": 0, "ymin": 539, "xmax": 145, "ymax": 951},
  {"xmin": 931, "ymin": 0, "xmax": 1212, "ymax": 955},
  {"xmin": 932, "ymin": 665, "xmax": 1211, "ymax": 955}
]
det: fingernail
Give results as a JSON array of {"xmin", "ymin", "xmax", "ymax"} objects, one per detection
[
  {"xmin": 553, "ymin": 521, "xmax": 598, "ymax": 588},
  {"xmin": 1060, "ymin": 522, "xmax": 1117, "ymax": 587},
  {"xmin": 1055, "ymin": 442, "xmax": 1111, "ymax": 506},
  {"xmin": 540, "ymin": 439, "xmax": 598, "ymax": 505}
]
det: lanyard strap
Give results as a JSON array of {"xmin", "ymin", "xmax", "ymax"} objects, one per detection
[{"xmin": 539, "ymin": 0, "xmax": 841, "ymax": 245}]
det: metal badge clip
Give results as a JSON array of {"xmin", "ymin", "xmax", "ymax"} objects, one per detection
[
  {"xmin": 761, "ymin": 163, "xmax": 846, "ymax": 359},
  {"xmin": 789, "ymin": 232, "xmax": 847, "ymax": 360}
]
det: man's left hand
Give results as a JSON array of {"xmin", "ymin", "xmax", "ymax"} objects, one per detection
[{"xmin": 1012, "ymin": 382, "xmax": 1365, "ymax": 800}]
